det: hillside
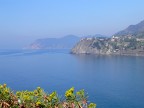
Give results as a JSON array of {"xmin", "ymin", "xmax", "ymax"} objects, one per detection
[
  {"xmin": 26, "ymin": 34, "xmax": 107, "ymax": 50},
  {"xmin": 71, "ymin": 36, "xmax": 144, "ymax": 56},
  {"xmin": 71, "ymin": 20, "xmax": 144, "ymax": 56},
  {"xmin": 114, "ymin": 20, "xmax": 144, "ymax": 38},
  {"xmin": 27, "ymin": 35, "xmax": 80, "ymax": 49}
]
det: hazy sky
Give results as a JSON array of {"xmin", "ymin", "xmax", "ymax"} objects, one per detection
[{"xmin": 0, "ymin": 0, "xmax": 144, "ymax": 48}]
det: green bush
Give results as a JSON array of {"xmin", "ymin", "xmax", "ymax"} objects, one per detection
[{"xmin": 0, "ymin": 84, "xmax": 96, "ymax": 108}]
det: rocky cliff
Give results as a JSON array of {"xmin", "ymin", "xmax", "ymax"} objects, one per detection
[
  {"xmin": 71, "ymin": 36, "xmax": 144, "ymax": 56},
  {"xmin": 71, "ymin": 37, "xmax": 110, "ymax": 54},
  {"xmin": 71, "ymin": 20, "xmax": 144, "ymax": 56}
]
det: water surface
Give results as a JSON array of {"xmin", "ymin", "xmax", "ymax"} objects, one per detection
[{"xmin": 0, "ymin": 50, "xmax": 144, "ymax": 108}]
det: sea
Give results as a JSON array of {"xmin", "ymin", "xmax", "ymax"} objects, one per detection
[{"xmin": 0, "ymin": 49, "xmax": 144, "ymax": 108}]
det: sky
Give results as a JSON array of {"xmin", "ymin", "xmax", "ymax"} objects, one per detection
[{"xmin": 0, "ymin": 0, "xmax": 144, "ymax": 49}]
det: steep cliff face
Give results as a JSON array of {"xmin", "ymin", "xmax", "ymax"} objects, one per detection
[
  {"xmin": 71, "ymin": 37, "xmax": 144, "ymax": 56},
  {"xmin": 72, "ymin": 20, "xmax": 144, "ymax": 56},
  {"xmin": 71, "ymin": 38, "xmax": 97, "ymax": 54},
  {"xmin": 71, "ymin": 38, "xmax": 112, "ymax": 55}
]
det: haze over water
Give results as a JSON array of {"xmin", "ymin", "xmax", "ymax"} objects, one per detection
[
  {"xmin": 0, "ymin": 50, "xmax": 144, "ymax": 108},
  {"xmin": 1, "ymin": 0, "xmax": 144, "ymax": 49},
  {"xmin": 1, "ymin": 1, "xmax": 144, "ymax": 108}
]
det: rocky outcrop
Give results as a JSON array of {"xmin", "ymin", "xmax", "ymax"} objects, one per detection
[
  {"xmin": 71, "ymin": 38, "xmax": 110, "ymax": 54},
  {"xmin": 71, "ymin": 37, "xmax": 144, "ymax": 56},
  {"xmin": 72, "ymin": 20, "xmax": 144, "ymax": 56}
]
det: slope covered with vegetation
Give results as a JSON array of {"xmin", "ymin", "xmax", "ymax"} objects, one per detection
[
  {"xmin": 71, "ymin": 20, "xmax": 144, "ymax": 56},
  {"xmin": 114, "ymin": 20, "xmax": 144, "ymax": 38},
  {"xmin": 0, "ymin": 84, "xmax": 96, "ymax": 108}
]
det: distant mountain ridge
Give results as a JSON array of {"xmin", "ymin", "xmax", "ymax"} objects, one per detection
[
  {"xmin": 71, "ymin": 20, "xmax": 144, "ymax": 56},
  {"xmin": 27, "ymin": 34, "xmax": 107, "ymax": 49},
  {"xmin": 27, "ymin": 35, "xmax": 80, "ymax": 49},
  {"xmin": 83, "ymin": 34, "xmax": 108, "ymax": 38},
  {"xmin": 114, "ymin": 20, "xmax": 144, "ymax": 38}
]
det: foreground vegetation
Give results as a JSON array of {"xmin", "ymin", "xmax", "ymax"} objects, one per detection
[{"xmin": 0, "ymin": 84, "xmax": 96, "ymax": 108}]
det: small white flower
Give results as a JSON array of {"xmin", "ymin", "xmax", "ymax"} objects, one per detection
[{"xmin": 18, "ymin": 99, "xmax": 21, "ymax": 104}]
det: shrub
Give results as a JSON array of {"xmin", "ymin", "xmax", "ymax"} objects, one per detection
[{"xmin": 0, "ymin": 84, "xmax": 96, "ymax": 108}]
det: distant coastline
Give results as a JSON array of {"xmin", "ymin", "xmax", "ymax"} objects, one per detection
[
  {"xmin": 71, "ymin": 37, "xmax": 144, "ymax": 56},
  {"xmin": 71, "ymin": 20, "xmax": 144, "ymax": 56}
]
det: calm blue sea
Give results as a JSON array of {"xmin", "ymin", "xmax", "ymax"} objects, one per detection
[{"xmin": 0, "ymin": 49, "xmax": 144, "ymax": 108}]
